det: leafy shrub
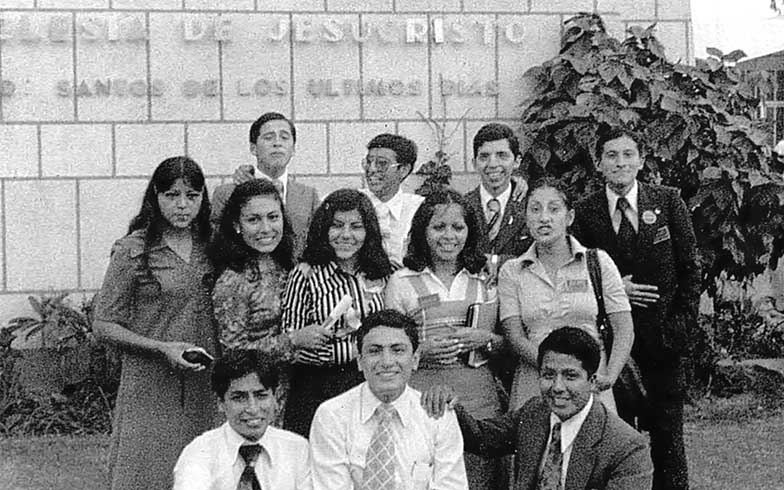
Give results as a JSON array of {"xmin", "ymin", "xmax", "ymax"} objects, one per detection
[
  {"xmin": 0, "ymin": 293, "xmax": 119, "ymax": 436},
  {"xmin": 518, "ymin": 13, "xmax": 780, "ymax": 288}
]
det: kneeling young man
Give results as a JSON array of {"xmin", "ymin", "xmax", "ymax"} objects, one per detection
[
  {"xmin": 173, "ymin": 349, "xmax": 311, "ymax": 490},
  {"xmin": 309, "ymin": 309, "xmax": 468, "ymax": 490},
  {"xmin": 424, "ymin": 327, "xmax": 653, "ymax": 490}
]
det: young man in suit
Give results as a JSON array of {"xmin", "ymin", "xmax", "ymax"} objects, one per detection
[
  {"xmin": 211, "ymin": 112, "xmax": 320, "ymax": 257},
  {"xmin": 571, "ymin": 127, "xmax": 699, "ymax": 490},
  {"xmin": 423, "ymin": 326, "xmax": 653, "ymax": 490},
  {"xmin": 464, "ymin": 123, "xmax": 530, "ymax": 263}
]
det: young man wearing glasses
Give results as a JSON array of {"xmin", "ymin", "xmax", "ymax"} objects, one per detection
[{"xmin": 359, "ymin": 133, "xmax": 424, "ymax": 266}]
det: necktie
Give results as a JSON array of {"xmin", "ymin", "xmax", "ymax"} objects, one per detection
[
  {"xmin": 537, "ymin": 422, "xmax": 563, "ymax": 490},
  {"xmin": 272, "ymin": 180, "xmax": 285, "ymax": 202},
  {"xmin": 238, "ymin": 444, "xmax": 262, "ymax": 490},
  {"xmin": 616, "ymin": 197, "xmax": 636, "ymax": 273},
  {"xmin": 362, "ymin": 404, "xmax": 397, "ymax": 490},
  {"xmin": 486, "ymin": 198, "xmax": 502, "ymax": 243}
]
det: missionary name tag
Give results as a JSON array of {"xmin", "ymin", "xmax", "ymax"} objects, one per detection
[
  {"xmin": 653, "ymin": 225, "xmax": 671, "ymax": 244},
  {"xmin": 417, "ymin": 293, "xmax": 440, "ymax": 309},
  {"xmin": 565, "ymin": 279, "xmax": 589, "ymax": 292}
]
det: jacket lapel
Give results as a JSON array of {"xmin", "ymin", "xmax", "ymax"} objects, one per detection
[
  {"xmin": 516, "ymin": 402, "xmax": 551, "ymax": 490},
  {"xmin": 588, "ymin": 191, "xmax": 618, "ymax": 256},
  {"xmin": 564, "ymin": 400, "xmax": 604, "ymax": 490},
  {"xmin": 286, "ymin": 177, "xmax": 306, "ymax": 220},
  {"xmin": 493, "ymin": 181, "xmax": 525, "ymax": 252},
  {"xmin": 635, "ymin": 183, "xmax": 658, "ymax": 250}
]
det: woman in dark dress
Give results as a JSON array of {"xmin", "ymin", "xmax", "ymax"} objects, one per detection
[{"xmin": 93, "ymin": 156, "xmax": 218, "ymax": 490}]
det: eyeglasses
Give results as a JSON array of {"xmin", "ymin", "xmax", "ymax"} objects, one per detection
[{"xmin": 361, "ymin": 158, "xmax": 405, "ymax": 173}]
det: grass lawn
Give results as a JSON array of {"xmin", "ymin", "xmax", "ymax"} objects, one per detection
[{"xmin": 1, "ymin": 409, "xmax": 782, "ymax": 490}]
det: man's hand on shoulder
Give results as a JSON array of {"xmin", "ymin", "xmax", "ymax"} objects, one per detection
[
  {"xmin": 420, "ymin": 385, "xmax": 458, "ymax": 419},
  {"xmin": 232, "ymin": 164, "xmax": 256, "ymax": 185}
]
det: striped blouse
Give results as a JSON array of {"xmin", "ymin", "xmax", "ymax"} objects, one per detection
[{"xmin": 281, "ymin": 261, "xmax": 388, "ymax": 366}]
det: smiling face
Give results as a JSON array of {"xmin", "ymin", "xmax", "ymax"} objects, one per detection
[
  {"xmin": 328, "ymin": 209, "xmax": 366, "ymax": 265},
  {"xmin": 473, "ymin": 138, "xmax": 520, "ymax": 196},
  {"xmin": 526, "ymin": 186, "xmax": 574, "ymax": 246},
  {"xmin": 538, "ymin": 351, "xmax": 596, "ymax": 421},
  {"xmin": 426, "ymin": 203, "xmax": 468, "ymax": 266},
  {"xmin": 363, "ymin": 147, "xmax": 409, "ymax": 202},
  {"xmin": 157, "ymin": 178, "xmax": 203, "ymax": 230},
  {"xmin": 598, "ymin": 135, "xmax": 643, "ymax": 196},
  {"xmin": 236, "ymin": 194, "xmax": 283, "ymax": 254},
  {"xmin": 358, "ymin": 325, "xmax": 420, "ymax": 403},
  {"xmin": 250, "ymin": 119, "xmax": 295, "ymax": 180},
  {"xmin": 219, "ymin": 372, "xmax": 277, "ymax": 441}
]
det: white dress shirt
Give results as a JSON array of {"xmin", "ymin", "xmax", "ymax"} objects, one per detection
[
  {"xmin": 541, "ymin": 394, "xmax": 595, "ymax": 488},
  {"xmin": 173, "ymin": 422, "xmax": 311, "ymax": 490},
  {"xmin": 309, "ymin": 383, "xmax": 468, "ymax": 490},
  {"xmin": 479, "ymin": 182, "xmax": 512, "ymax": 223},
  {"xmin": 360, "ymin": 188, "xmax": 425, "ymax": 265},
  {"xmin": 605, "ymin": 181, "xmax": 639, "ymax": 232},
  {"xmin": 258, "ymin": 168, "xmax": 289, "ymax": 204}
]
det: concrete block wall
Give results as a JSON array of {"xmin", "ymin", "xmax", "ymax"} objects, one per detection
[{"xmin": 0, "ymin": 0, "xmax": 691, "ymax": 326}]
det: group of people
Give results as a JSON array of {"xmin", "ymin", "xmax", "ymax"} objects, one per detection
[{"xmin": 92, "ymin": 112, "xmax": 699, "ymax": 490}]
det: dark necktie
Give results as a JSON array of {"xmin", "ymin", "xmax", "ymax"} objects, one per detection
[
  {"xmin": 615, "ymin": 197, "xmax": 637, "ymax": 249},
  {"xmin": 537, "ymin": 422, "xmax": 563, "ymax": 490},
  {"xmin": 486, "ymin": 198, "xmax": 502, "ymax": 243},
  {"xmin": 238, "ymin": 444, "xmax": 262, "ymax": 490}
]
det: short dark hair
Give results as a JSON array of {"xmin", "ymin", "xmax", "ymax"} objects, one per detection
[
  {"xmin": 249, "ymin": 112, "xmax": 296, "ymax": 145},
  {"xmin": 537, "ymin": 327, "xmax": 601, "ymax": 376},
  {"xmin": 301, "ymin": 189, "xmax": 392, "ymax": 280},
  {"xmin": 525, "ymin": 176, "xmax": 574, "ymax": 211},
  {"xmin": 357, "ymin": 309, "xmax": 419, "ymax": 353},
  {"xmin": 473, "ymin": 123, "xmax": 521, "ymax": 158},
  {"xmin": 210, "ymin": 179, "xmax": 295, "ymax": 274},
  {"xmin": 367, "ymin": 134, "xmax": 417, "ymax": 177},
  {"xmin": 403, "ymin": 188, "xmax": 486, "ymax": 274},
  {"xmin": 211, "ymin": 349, "xmax": 280, "ymax": 400},
  {"xmin": 595, "ymin": 127, "xmax": 640, "ymax": 160}
]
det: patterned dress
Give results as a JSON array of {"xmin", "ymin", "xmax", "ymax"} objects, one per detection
[{"xmin": 213, "ymin": 259, "xmax": 293, "ymax": 424}]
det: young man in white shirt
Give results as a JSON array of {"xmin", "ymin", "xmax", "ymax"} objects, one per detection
[
  {"xmin": 359, "ymin": 134, "xmax": 425, "ymax": 266},
  {"xmin": 309, "ymin": 309, "xmax": 468, "ymax": 490},
  {"xmin": 173, "ymin": 350, "xmax": 311, "ymax": 490},
  {"xmin": 423, "ymin": 327, "xmax": 652, "ymax": 490}
]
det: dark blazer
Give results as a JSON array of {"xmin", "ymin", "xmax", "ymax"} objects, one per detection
[
  {"xmin": 465, "ymin": 181, "xmax": 530, "ymax": 260},
  {"xmin": 571, "ymin": 183, "xmax": 700, "ymax": 358},
  {"xmin": 457, "ymin": 397, "xmax": 653, "ymax": 490},
  {"xmin": 210, "ymin": 176, "xmax": 320, "ymax": 259}
]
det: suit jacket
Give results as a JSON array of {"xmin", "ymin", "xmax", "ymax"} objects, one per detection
[
  {"xmin": 465, "ymin": 181, "xmax": 530, "ymax": 260},
  {"xmin": 571, "ymin": 182, "xmax": 700, "ymax": 358},
  {"xmin": 457, "ymin": 397, "xmax": 653, "ymax": 490},
  {"xmin": 210, "ymin": 176, "xmax": 319, "ymax": 259}
]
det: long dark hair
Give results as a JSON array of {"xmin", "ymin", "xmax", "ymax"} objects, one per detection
[
  {"xmin": 127, "ymin": 156, "xmax": 211, "ymax": 281},
  {"xmin": 210, "ymin": 179, "xmax": 295, "ymax": 276},
  {"xmin": 301, "ymin": 189, "xmax": 391, "ymax": 280},
  {"xmin": 403, "ymin": 188, "xmax": 485, "ymax": 274}
]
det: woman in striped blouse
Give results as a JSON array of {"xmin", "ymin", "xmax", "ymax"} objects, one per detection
[{"xmin": 281, "ymin": 188, "xmax": 393, "ymax": 436}]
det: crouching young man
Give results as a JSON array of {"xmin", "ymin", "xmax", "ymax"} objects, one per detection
[
  {"xmin": 423, "ymin": 327, "xmax": 653, "ymax": 490},
  {"xmin": 173, "ymin": 349, "xmax": 311, "ymax": 490},
  {"xmin": 309, "ymin": 309, "xmax": 468, "ymax": 490}
]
